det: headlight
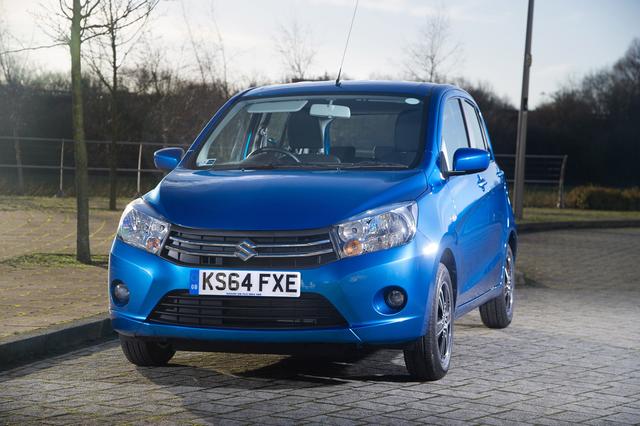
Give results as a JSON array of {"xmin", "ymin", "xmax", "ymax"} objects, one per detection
[
  {"xmin": 117, "ymin": 199, "xmax": 169, "ymax": 255},
  {"xmin": 334, "ymin": 201, "xmax": 418, "ymax": 257}
]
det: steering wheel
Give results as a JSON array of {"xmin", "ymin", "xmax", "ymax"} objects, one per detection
[{"xmin": 247, "ymin": 147, "xmax": 301, "ymax": 163}]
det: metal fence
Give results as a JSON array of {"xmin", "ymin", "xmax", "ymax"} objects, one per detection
[
  {"xmin": 1, "ymin": 136, "xmax": 567, "ymax": 206},
  {"xmin": 0, "ymin": 136, "xmax": 176, "ymax": 195},
  {"xmin": 495, "ymin": 154, "xmax": 568, "ymax": 208}
]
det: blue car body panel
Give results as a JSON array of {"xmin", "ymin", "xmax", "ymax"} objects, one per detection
[
  {"xmin": 144, "ymin": 169, "xmax": 428, "ymax": 230},
  {"xmin": 109, "ymin": 80, "xmax": 517, "ymax": 348}
]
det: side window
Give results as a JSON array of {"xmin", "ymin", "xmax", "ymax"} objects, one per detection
[
  {"xmin": 441, "ymin": 99, "xmax": 470, "ymax": 170},
  {"xmin": 461, "ymin": 101, "xmax": 487, "ymax": 151},
  {"xmin": 197, "ymin": 108, "xmax": 251, "ymax": 166},
  {"xmin": 248, "ymin": 112, "xmax": 289, "ymax": 152}
]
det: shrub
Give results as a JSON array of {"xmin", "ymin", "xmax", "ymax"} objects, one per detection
[
  {"xmin": 622, "ymin": 187, "xmax": 640, "ymax": 210},
  {"xmin": 506, "ymin": 184, "xmax": 560, "ymax": 208},
  {"xmin": 567, "ymin": 186, "xmax": 640, "ymax": 211}
]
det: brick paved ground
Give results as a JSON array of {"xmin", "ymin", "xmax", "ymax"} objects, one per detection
[
  {"xmin": 0, "ymin": 198, "xmax": 121, "ymax": 339},
  {"xmin": 1, "ymin": 228, "xmax": 639, "ymax": 425}
]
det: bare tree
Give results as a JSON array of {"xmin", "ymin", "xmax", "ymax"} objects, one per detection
[
  {"xmin": 38, "ymin": 0, "xmax": 107, "ymax": 264},
  {"xmin": 273, "ymin": 16, "xmax": 317, "ymax": 81},
  {"xmin": 181, "ymin": 0, "xmax": 231, "ymax": 97},
  {"xmin": 133, "ymin": 41, "xmax": 187, "ymax": 146},
  {"xmin": 404, "ymin": 6, "xmax": 462, "ymax": 83},
  {"xmin": 86, "ymin": 0, "xmax": 158, "ymax": 211},
  {"xmin": 0, "ymin": 14, "xmax": 31, "ymax": 194}
]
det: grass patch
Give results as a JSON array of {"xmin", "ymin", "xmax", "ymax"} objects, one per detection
[
  {"xmin": 1, "ymin": 253, "xmax": 109, "ymax": 268},
  {"xmin": 521, "ymin": 207, "xmax": 640, "ymax": 224}
]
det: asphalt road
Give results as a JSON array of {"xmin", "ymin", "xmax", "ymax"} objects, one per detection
[{"xmin": 1, "ymin": 228, "xmax": 639, "ymax": 425}]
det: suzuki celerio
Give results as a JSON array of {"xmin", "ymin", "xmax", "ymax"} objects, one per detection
[{"xmin": 110, "ymin": 81, "xmax": 517, "ymax": 380}]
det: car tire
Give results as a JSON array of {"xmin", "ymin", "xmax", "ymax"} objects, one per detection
[
  {"xmin": 403, "ymin": 263, "xmax": 454, "ymax": 381},
  {"xmin": 119, "ymin": 335, "xmax": 175, "ymax": 366},
  {"xmin": 479, "ymin": 244, "xmax": 515, "ymax": 329}
]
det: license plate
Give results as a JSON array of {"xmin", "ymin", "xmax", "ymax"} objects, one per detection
[{"xmin": 190, "ymin": 270, "xmax": 301, "ymax": 297}]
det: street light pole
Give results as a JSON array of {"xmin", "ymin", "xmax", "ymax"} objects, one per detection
[{"xmin": 513, "ymin": 0, "xmax": 535, "ymax": 220}]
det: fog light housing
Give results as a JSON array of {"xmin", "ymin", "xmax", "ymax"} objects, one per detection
[
  {"xmin": 384, "ymin": 288, "xmax": 406, "ymax": 310},
  {"xmin": 113, "ymin": 281, "xmax": 130, "ymax": 305}
]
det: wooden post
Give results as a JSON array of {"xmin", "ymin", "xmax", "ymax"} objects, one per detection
[
  {"xmin": 56, "ymin": 140, "xmax": 65, "ymax": 197},
  {"xmin": 557, "ymin": 155, "xmax": 568, "ymax": 208},
  {"xmin": 136, "ymin": 142, "xmax": 143, "ymax": 197},
  {"xmin": 513, "ymin": 0, "xmax": 535, "ymax": 219},
  {"xmin": 13, "ymin": 132, "xmax": 25, "ymax": 195}
]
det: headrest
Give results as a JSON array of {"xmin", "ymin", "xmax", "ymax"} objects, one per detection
[
  {"xmin": 374, "ymin": 146, "xmax": 393, "ymax": 160},
  {"xmin": 331, "ymin": 146, "xmax": 355, "ymax": 162},
  {"xmin": 287, "ymin": 112, "xmax": 323, "ymax": 150},
  {"xmin": 394, "ymin": 109, "xmax": 422, "ymax": 152}
]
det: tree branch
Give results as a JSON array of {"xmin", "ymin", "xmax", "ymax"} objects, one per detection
[{"xmin": 0, "ymin": 42, "xmax": 67, "ymax": 56}]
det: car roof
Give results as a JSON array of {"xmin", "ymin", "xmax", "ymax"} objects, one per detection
[{"xmin": 242, "ymin": 80, "xmax": 455, "ymax": 99}]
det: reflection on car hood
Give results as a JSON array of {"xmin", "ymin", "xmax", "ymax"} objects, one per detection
[{"xmin": 144, "ymin": 168, "xmax": 428, "ymax": 230}]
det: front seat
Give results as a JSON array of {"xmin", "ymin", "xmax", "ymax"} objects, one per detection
[
  {"xmin": 287, "ymin": 112, "xmax": 339, "ymax": 163},
  {"xmin": 375, "ymin": 109, "xmax": 421, "ymax": 165}
]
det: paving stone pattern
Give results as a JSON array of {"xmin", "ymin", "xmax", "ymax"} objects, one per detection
[{"xmin": 1, "ymin": 228, "xmax": 639, "ymax": 425}]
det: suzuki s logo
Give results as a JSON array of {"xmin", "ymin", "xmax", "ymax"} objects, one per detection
[{"xmin": 235, "ymin": 239, "xmax": 257, "ymax": 261}]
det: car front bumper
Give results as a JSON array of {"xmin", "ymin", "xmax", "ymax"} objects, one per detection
[{"xmin": 109, "ymin": 231, "xmax": 439, "ymax": 348}]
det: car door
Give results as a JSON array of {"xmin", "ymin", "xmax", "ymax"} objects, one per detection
[
  {"xmin": 439, "ymin": 98, "xmax": 496, "ymax": 305},
  {"xmin": 460, "ymin": 100, "xmax": 506, "ymax": 293}
]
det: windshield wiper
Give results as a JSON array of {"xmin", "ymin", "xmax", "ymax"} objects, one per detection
[
  {"xmin": 207, "ymin": 161, "xmax": 409, "ymax": 171},
  {"xmin": 210, "ymin": 163, "xmax": 277, "ymax": 170},
  {"xmin": 209, "ymin": 163, "xmax": 335, "ymax": 171},
  {"xmin": 338, "ymin": 161, "xmax": 409, "ymax": 169}
]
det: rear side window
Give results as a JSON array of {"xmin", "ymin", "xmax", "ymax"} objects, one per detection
[
  {"xmin": 441, "ymin": 99, "xmax": 470, "ymax": 170},
  {"xmin": 461, "ymin": 101, "xmax": 487, "ymax": 151}
]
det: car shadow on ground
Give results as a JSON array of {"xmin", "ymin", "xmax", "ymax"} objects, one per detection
[
  {"xmin": 138, "ymin": 348, "xmax": 413, "ymax": 388},
  {"xmin": 134, "ymin": 349, "xmax": 416, "ymax": 420},
  {"xmin": 239, "ymin": 351, "xmax": 414, "ymax": 383}
]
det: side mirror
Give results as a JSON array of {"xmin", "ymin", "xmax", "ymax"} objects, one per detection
[
  {"xmin": 448, "ymin": 148, "xmax": 490, "ymax": 176},
  {"xmin": 154, "ymin": 147, "xmax": 184, "ymax": 171}
]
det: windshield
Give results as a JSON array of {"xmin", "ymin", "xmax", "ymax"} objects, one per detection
[{"xmin": 193, "ymin": 95, "xmax": 426, "ymax": 170}]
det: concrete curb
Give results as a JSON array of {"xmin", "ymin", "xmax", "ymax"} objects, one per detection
[
  {"xmin": 0, "ymin": 314, "xmax": 115, "ymax": 371},
  {"xmin": 518, "ymin": 219, "xmax": 640, "ymax": 234}
]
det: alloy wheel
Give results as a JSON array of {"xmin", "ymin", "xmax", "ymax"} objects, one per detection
[
  {"xmin": 504, "ymin": 248, "xmax": 515, "ymax": 315},
  {"xmin": 436, "ymin": 278, "xmax": 453, "ymax": 366}
]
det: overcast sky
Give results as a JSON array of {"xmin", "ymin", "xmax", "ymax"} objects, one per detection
[{"xmin": 3, "ymin": 0, "xmax": 639, "ymax": 107}]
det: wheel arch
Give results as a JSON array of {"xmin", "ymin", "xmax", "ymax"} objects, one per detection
[
  {"xmin": 439, "ymin": 248, "xmax": 458, "ymax": 307},
  {"xmin": 508, "ymin": 230, "xmax": 518, "ymax": 258}
]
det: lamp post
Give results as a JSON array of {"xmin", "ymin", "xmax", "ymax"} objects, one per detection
[{"xmin": 513, "ymin": 0, "xmax": 535, "ymax": 220}]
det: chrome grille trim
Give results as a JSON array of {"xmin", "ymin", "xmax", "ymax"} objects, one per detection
[
  {"xmin": 160, "ymin": 226, "xmax": 339, "ymax": 268},
  {"xmin": 165, "ymin": 245, "xmax": 335, "ymax": 258},
  {"xmin": 168, "ymin": 235, "xmax": 332, "ymax": 249}
]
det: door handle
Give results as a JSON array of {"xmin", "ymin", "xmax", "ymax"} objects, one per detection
[{"xmin": 476, "ymin": 175, "xmax": 488, "ymax": 191}]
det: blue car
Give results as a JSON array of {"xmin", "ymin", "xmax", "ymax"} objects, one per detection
[{"xmin": 110, "ymin": 80, "xmax": 517, "ymax": 381}]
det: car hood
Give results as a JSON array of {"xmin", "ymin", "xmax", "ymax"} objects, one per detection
[{"xmin": 144, "ymin": 168, "xmax": 428, "ymax": 230}]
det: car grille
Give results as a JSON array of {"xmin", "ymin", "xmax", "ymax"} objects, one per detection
[
  {"xmin": 161, "ymin": 226, "xmax": 338, "ymax": 268},
  {"xmin": 147, "ymin": 291, "xmax": 348, "ymax": 330}
]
